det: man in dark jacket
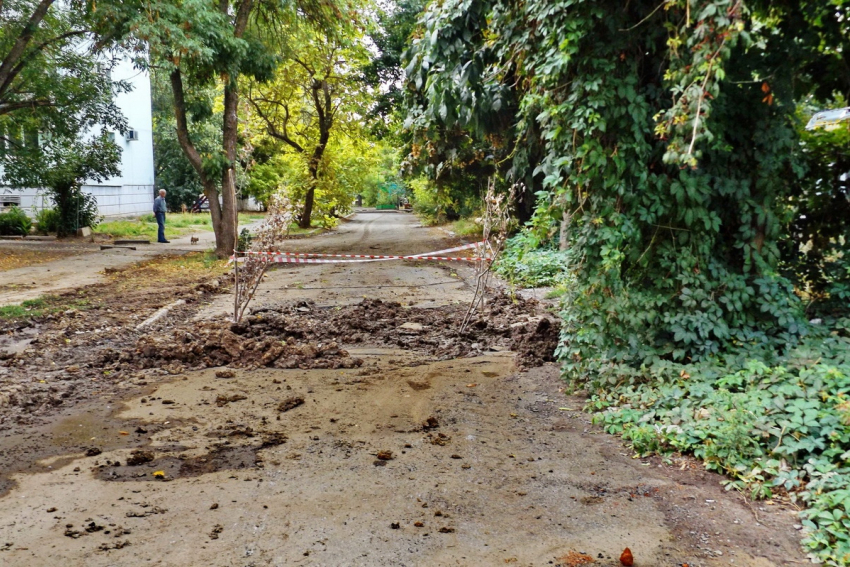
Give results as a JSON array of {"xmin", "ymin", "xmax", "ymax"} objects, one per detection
[{"xmin": 153, "ymin": 189, "xmax": 169, "ymax": 243}]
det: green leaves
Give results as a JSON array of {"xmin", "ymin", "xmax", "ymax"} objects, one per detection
[{"xmin": 591, "ymin": 339, "xmax": 850, "ymax": 564}]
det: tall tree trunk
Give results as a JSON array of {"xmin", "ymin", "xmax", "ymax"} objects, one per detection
[
  {"xmin": 298, "ymin": 78, "xmax": 332, "ymax": 228},
  {"xmin": 300, "ymin": 163, "xmax": 318, "ymax": 229},
  {"xmin": 170, "ymin": 67, "xmax": 235, "ymax": 257},
  {"xmin": 218, "ymin": 79, "xmax": 240, "ymax": 257}
]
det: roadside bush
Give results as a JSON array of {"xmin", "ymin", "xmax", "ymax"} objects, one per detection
[
  {"xmin": 35, "ymin": 208, "xmax": 60, "ymax": 234},
  {"xmin": 0, "ymin": 206, "xmax": 32, "ymax": 236},
  {"xmin": 494, "ymin": 232, "xmax": 570, "ymax": 287},
  {"xmin": 588, "ymin": 332, "xmax": 850, "ymax": 565},
  {"xmin": 53, "ymin": 190, "xmax": 101, "ymax": 236},
  {"xmin": 449, "ymin": 218, "xmax": 482, "ymax": 238}
]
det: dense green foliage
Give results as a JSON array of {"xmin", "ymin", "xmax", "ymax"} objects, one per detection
[
  {"xmin": 362, "ymin": 0, "xmax": 424, "ymax": 138},
  {"xmin": 592, "ymin": 332, "xmax": 850, "ymax": 563},
  {"xmin": 784, "ymin": 114, "xmax": 850, "ymax": 315},
  {"xmin": 246, "ymin": 21, "xmax": 372, "ymax": 226},
  {"xmin": 0, "ymin": 0, "xmax": 128, "ymax": 140},
  {"xmin": 405, "ymin": 0, "xmax": 849, "ymax": 374},
  {"xmin": 34, "ymin": 207, "xmax": 60, "ymax": 234},
  {"xmin": 494, "ymin": 233, "xmax": 570, "ymax": 288},
  {"xmin": 150, "ymin": 71, "xmax": 221, "ymax": 212},
  {"xmin": 0, "ymin": 206, "xmax": 32, "ymax": 235},
  {"xmin": 0, "ymin": 0, "xmax": 127, "ymax": 227},
  {"xmin": 406, "ymin": 1, "xmax": 849, "ymax": 563}
]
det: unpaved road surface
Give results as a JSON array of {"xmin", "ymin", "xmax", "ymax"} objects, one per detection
[
  {"xmin": 0, "ymin": 212, "xmax": 806, "ymax": 566},
  {"xmin": 0, "ymin": 223, "xmax": 227, "ymax": 307}
]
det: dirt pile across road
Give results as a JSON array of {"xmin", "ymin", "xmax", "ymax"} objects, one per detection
[{"xmin": 132, "ymin": 295, "xmax": 559, "ymax": 372}]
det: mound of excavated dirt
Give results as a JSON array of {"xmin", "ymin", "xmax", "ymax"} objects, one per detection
[
  {"xmin": 0, "ymin": 291, "xmax": 559, "ymax": 424},
  {"xmin": 131, "ymin": 325, "xmax": 364, "ymax": 370},
  {"xmin": 231, "ymin": 294, "xmax": 559, "ymax": 368},
  {"xmin": 124, "ymin": 295, "xmax": 558, "ymax": 372}
]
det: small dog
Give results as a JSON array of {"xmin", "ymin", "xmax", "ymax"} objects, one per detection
[{"xmin": 190, "ymin": 236, "xmax": 199, "ymax": 245}]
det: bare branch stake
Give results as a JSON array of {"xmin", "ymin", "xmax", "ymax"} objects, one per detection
[{"xmin": 233, "ymin": 195, "xmax": 296, "ymax": 323}]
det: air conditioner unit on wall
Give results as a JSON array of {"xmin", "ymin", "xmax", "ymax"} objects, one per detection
[{"xmin": 124, "ymin": 129, "xmax": 139, "ymax": 141}]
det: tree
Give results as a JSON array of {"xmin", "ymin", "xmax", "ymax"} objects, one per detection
[
  {"xmin": 361, "ymin": 0, "xmax": 424, "ymax": 138},
  {"xmin": 0, "ymin": 0, "xmax": 127, "ymax": 207},
  {"xmin": 93, "ymin": 0, "xmax": 344, "ymax": 257},
  {"xmin": 404, "ymin": 0, "xmax": 850, "ymax": 380},
  {"xmin": 3, "ymin": 134, "xmax": 121, "ymax": 235},
  {"xmin": 248, "ymin": 26, "xmax": 370, "ymax": 228}
]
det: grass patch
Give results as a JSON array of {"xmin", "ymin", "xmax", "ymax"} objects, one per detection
[
  {"xmin": 94, "ymin": 213, "xmax": 266, "ymax": 241},
  {"xmin": 0, "ymin": 296, "xmax": 92, "ymax": 320},
  {"xmin": 448, "ymin": 218, "xmax": 483, "ymax": 238},
  {"xmin": 588, "ymin": 331, "xmax": 850, "ymax": 565},
  {"xmin": 107, "ymin": 251, "xmax": 230, "ymax": 290}
]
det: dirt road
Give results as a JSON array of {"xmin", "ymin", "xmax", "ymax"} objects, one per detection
[
  {"xmin": 0, "ymin": 220, "xmax": 239, "ymax": 307},
  {"xmin": 0, "ymin": 212, "xmax": 806, "ymax": 566}
]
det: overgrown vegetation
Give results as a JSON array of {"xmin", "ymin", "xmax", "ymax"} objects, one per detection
[
  {"xmin": 0, "ymin": 206, "xmax": 32, "ymax": 236},
  {"xmin": 590, "ymin": 330, "xmax": 850, "ymax": 564},
  {"xmin": 406, "ymin": 0, "xmax": 850, "ymax": 563},
  {"xmin": 494, "ymin": 233, "xmax": 569, "ymax": 288},
  {"xmin": 34, "ymin": 208, "xmax": 60, "ymax": 234}
]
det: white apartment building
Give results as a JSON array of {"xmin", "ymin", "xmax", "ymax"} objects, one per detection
[{"xmin": 1, "ymin": 58, "xmax": 155, "ymax": 218}]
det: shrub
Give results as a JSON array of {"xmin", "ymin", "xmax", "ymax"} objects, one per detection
[
  {"xmin": 495, "ymin": 232, "xmax": 570, "ymax": 287},
  {"xmin": 589, "ymin": 332, "xmax": 850, "ymax": 565},
  {"xmin": 53, "ymin": 190, "xmax": 101, "ymax": 237},
  {"xmin": 0, "ymin": 206, "xmax": 32, "ymax": 236},
  {"xmin": 34, "ymin": 208, "xmax": 60, "ymax": 234}
]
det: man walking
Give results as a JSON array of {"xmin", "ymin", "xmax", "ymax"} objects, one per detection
[{"xmin": 154, "ymin": 189, "xmax": 169, "ymax": 243}]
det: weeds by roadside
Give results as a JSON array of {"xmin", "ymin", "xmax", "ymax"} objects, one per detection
[
  {"xmin": 587, "ymin": 332, "xmax": 850, "ymax": 565},
  {"xmin": 448, "ymin": 218, "xmax": 483, "ymax": 238},
  {"xmin": 0, "ymin": 296, "xmax": 93, "ymax": 320},
  {"xmin": 494, "ymin": 232, "xmax": 571, "ymax": 288}
]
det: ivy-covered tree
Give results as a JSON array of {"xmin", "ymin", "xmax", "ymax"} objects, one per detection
[{"xmin": 405, "ymin": 0, "xmax": 850, "ymax": 379}]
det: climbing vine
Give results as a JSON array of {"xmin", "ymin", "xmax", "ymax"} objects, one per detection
[{"xmin": 405, "ymin": 0, "xmax": 848, "ymax": 379}]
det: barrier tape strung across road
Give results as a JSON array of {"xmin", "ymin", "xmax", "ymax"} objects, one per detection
[
  {"xmin": 231, "ymin": 241, "xmax": 491, "ymax": 264},
  {"xmin": 257, "ymin": 254, "xmax": 489, "ymax": 264}
]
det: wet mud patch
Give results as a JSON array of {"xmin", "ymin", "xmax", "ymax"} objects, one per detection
[
  {"xmin": 0, "ymin": 408, "xmax": 174, "ymax": 498},
  {"xmin": 95, "ymin": 433, "xmax": 287, "ymax": 482}
]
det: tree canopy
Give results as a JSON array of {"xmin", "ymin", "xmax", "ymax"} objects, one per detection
[{"xmin": 0, "ymin": 0, "xmax": 126, "ymax": 194}]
